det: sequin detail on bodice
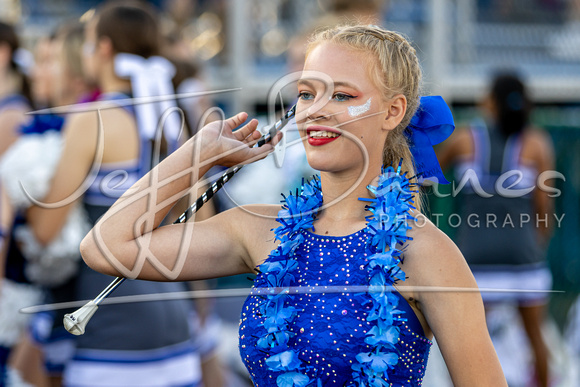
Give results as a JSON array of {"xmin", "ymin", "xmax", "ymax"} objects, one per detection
[{"xmin": 239, "ymin": 229, "xmax": 432, "ymax": 386}]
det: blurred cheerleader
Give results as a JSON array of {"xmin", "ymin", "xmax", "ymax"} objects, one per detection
[{"xmin": 21, "ymin": 2, "xmax": 201, "ymax": 386}]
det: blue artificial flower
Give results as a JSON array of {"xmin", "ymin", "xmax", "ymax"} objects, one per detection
[
  {"xmin": 355, "ymin": 350, "xmax": 398, "ymax": 373},
  {"xmin": 276, "ymin": 372, "xmax": 310, "ymax": 387},
  {"xmin": 368, "ymin": 228, "xmax": 397, "ymax": 253},
  {"xmin": 368, "ymin": 376, "xmax": 390, "ymax": 387},
  {"xmin": 389, "ymin": 266, "xmax": 406, "ymax": 282},
  {"xmin": 368, "ymin": 272, "xmax": 390, "ymax": 294},
  {"xmin": 266, "ymin": 350, "xmax": 302, "ymax": 371},
  {"xmin": 368, "ymin": 302, "xmax": 396, "ymax": 325},
  {"xmin": 257, "ymin": 330, "xmax": 293, "ymax": 349},
  {"xmin": 368, "ymin": 251, "xmax": 398, "ymax": 271},
  {"xmin": 301, "ymin": 176, "xmax": 321, "ymax": 197},
  {"xmin": 365, "ymin": 325, "xmax": 400, "ymax": 346},
  {"xmin": 278, "ymin": 234, "xmax": 304, "ymax": 256},
  {"xmin": 264, "ymin": 305, "xmax": 298, "ymax": 331},
  {"xmin": 262, "ymin": 260, "xmax": 299, "ymax": 288},
  {"xmin": 255, "ymin": 167, "xmax": 418, "ymax": 386},
  {"xmin": 275, "ymin": 180, "xmax": 322, "ymax": 237}
]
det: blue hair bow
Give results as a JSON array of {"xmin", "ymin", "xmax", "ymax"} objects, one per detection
[
  {"xmin": 405, "ymin": 96, "xmax": 455, "ymax": 184},
  {"xmin": 19, "ymin": 114, "xmax": 65, "ymax": 135}
]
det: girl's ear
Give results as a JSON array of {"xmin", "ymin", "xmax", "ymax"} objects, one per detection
[{"xmin": 382, "ymin": 94, "xmax": 407, "ymax": 131}]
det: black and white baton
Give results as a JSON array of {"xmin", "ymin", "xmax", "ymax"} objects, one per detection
[{"xmin": 64, "ymin": 105, "xmax": 297, "ymax": 335}]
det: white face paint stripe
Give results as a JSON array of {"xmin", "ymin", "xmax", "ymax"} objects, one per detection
[{"xmin": 347, "ymin": 97, "xmax": 372, "ymax": 117}]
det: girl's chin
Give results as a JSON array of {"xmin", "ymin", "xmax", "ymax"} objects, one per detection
[
  {"xmin": 305, "ymin": 151, "xmax": 384, "ymax": 176},
  {"xmin": 305, "ymin": 156, "xmax": 361, "ymax": 174},
  {"xmin": 305, "ymin": 156, "xmax": 339, "ymax": 172}
]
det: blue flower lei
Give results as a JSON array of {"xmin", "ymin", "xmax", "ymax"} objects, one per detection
[{"xmin": 255, "ymin": 163, "xmax": 417, "ymax": 387}]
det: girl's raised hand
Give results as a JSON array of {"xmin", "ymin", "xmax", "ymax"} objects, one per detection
[{"xmin": 198, "ymin": 112, "xmax": 282, "ymax": 168}]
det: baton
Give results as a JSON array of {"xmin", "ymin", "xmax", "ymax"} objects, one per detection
[{"xmin": 64, "ymin": 105, "xmax": 297, "ymax": 335}]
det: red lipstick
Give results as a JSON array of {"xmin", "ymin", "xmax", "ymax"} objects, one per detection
[{"xmin": 306, "ymin": 126, "xmax": 341, "ymax": 147}]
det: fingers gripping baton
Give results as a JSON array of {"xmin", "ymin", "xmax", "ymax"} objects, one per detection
[{"xmin": 64, "ymin": 105, "xmax": 296, "ymax": 335}]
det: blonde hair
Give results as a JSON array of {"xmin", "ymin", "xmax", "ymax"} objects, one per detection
[
  {"xmin": 60, "ymin": 22, "xmax": 86, "ymax": 80},
  {"xmin": 306, "ymin": 24, "xmax": 423, "ymax": 211}
]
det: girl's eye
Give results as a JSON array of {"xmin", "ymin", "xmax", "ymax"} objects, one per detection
[
  {"xmin": 333, "ymin": 93, "xmax": 354, "ymax": 102},
  {"xmin": 298, "ymin": 91, "xmax": 314, "ymax": 101}
]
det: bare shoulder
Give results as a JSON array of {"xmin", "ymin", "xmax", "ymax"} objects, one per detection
[
  {"xmin": 524, "ymin": 126, "xmax": 551, "ymax": 143},
  {"xmin": 63, "ymin": 111, "xmax": 97, "ymax": 132},
  {"xmin": 219, "ymin": 203, "xmax": 281, "ymax": 268},
  {"xmin": 226, "ymin": 204, "xmax": 280, "ymax": 233},
  {"xmin": 64, "ymin": 108, "xmax": 135, "ymax": 138},
  {"xmin": 393, "ymin": 214, "xmax": 478, "ymax": 339},
  {"xmin": 521, "ymin": 126, "xmax": 554, "ymax": 169},
  {"xmin": 403, "ymin": 215, "xmax": 476, "ymax": 289},
  {"xmin": 0, "ymin": 106, "xmax": 28, "ymax": 124},
  {"xmin": 0, "ymin": 107, "xmax": 28, "ymax": 138},
  {"xmin": 61, "ymin": 111, "xmax": 98, "ymax": 142},
  {"xmin": 63, "ymin": 109, "xmax": 139, "ymax": 162},
  {"xmin": 452, "ymin": 125, "xmax": 474, "ymax": 143},
  {"xmin": 402, "ymin": 215, "xmax": 507, "ymax": 386},
  {"xmin": 436, "ymin": 125, "xmax": 473, "ymax": 169},
  {"xmin": 523, "ymin": 127, "xmax": 552, "ymax": 153},
  {"xmin": 451, "ymin": 126, "xmax": 475, "ymax": 157}
]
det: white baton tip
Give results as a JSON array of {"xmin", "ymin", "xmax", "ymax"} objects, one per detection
[{"xmin": 63, "ymin": 301, "xmax": 99, "ymax": 335}]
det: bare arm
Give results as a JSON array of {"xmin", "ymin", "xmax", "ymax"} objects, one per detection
[
  {"xmin": 80, "ymin": 112, "xmax": 280, "ymax": 281},
  {"xmin": 26, "ymin": 112, "xmax": 98, "ymax": 245},
  {"xmin": 0, "ymin": 185, "xmax": 14, "ymax": 281},
  {"xmin": 26, "ymin": 106, "xmax": 140, "ymax": 245},
  {"xmin": 435, "ymin": 127, "xmax": 473, "ymax": 172},
  {"xmin": 526, "ymin": 129, "xmax": 556, "ymax": 244},
  {"xmin": 0, "ymin": 108, "xmax": 29, "ymax": 157},
  {"xmin": 404, "ymin": 222, "xmax": 507, "ymax": 386}
]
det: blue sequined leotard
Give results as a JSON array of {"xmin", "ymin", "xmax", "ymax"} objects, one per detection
[{"xmin": 239, "ymin": 228, "xmax": 432, "ymax": 386}]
